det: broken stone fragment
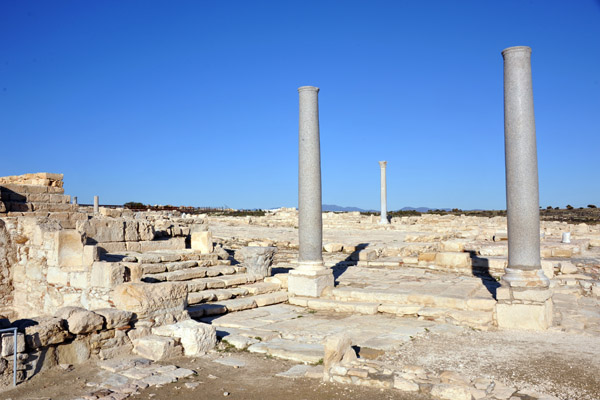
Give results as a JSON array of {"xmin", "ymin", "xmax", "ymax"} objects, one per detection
[{"xmin": 55, "ymin": 306, "xmax": 105, "ymax": 334}]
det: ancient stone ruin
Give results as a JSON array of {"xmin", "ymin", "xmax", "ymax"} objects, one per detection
[{"xmin": 0, "ymin": 47, "xmax": 598, "ymax": 400}]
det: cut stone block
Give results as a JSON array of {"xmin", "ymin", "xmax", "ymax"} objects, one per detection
[
  {"xmin": 112, "ymin": 282, "xmax": 188, "ymax": 319},
  {"xmin": 191, "ymin": 231, "xmax": 213, "ymax": 254},
  {"xmin": 152, "ymin": 320, "xmax": 216, "ymax": 356},
  {"xmin": 132, "ymin": 335, "xmax": 183, "ymax": 361},
  {"xmin": 496, "ymin": 299, "xmax": 553, "ymax": 330}
]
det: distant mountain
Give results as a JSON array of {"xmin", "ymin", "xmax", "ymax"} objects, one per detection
[
  {"xmin": 322, "ymin": 204, "xmax": 376, "ymax": 212},
  {"xmin": 322, "ymin": 205, "xmax": 455, "ymax": 213},
  {"xmin": 400, "ymin": 206, "xmax": 452, "ymax": 212}
]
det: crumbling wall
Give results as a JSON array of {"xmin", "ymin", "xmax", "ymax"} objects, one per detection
[{"xmin": 0, "ymin": 219, "xmax": 16, "ymax": 318}]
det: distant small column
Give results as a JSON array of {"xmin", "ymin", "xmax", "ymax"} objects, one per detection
[
  {"xmin": 496, "ymin": 46, "xmax": 552, "ymax": 331},
  {"xmin": 379, "ymin": 161, "xmax": 389, "ymax": 224},
  {"xmin": 73, "ymin": 196, "xmax": 78, "ymax": 205},
  {"xmin": 93, "ymin": 196, "xmax": 99, "ymax": 214},
  {"xmin": 288, "ymin": 86, "xmax": 334, "ymax": 297}
]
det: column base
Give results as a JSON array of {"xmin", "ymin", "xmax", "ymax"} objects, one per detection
[
  {"xmin": 496, "ymin": 267, "xmax": 553, "ymax": 330},
  {"xmin": 378, "ymin": 219, "xmax": 390, "ymax": 225},
  {"xmin": 288, "ymin": 268, "xmax": 334, "ymax": 298}
]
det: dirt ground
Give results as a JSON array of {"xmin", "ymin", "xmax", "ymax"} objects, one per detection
[
  {"xmin": 0, "ymin": 351, "xmax": 432, "ymax": 400},
  {"xmin": 383, "ymin": 329, "xmax": 600, "ymax": 400}
]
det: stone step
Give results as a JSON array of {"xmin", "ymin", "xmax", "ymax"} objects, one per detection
[
  {"xmin": 187, "ymin": 288, "xmax": 249, "ymax": 305},
  {"xmin": 289, "ymin": 297, "xmax": 493, "ymax": 328},
  {"xmin": 247, "ymin": 338, "xmax": 323, "ymax": 364},
  {"xmin": 330, "ymin": 287, "xmax": 496, "ymax": 312},
  {"xmin": 188, "ymin": 291, "xmax": 289, "ymax": 318},
  {"xmin": 238, "ymin": 281, "xmax": 281, "ymax": 295},
  {"xmin": 142, "ymin": 265, "xmax": 238, "ymax": 282},
  {"xmin": 186, "ymin": 273, "xmax": 261, "ymax": 292}
]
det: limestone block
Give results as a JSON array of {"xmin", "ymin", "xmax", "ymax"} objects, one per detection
[
  {"xmin": 55, "ymin": 230, "xmax": 84, "ymax": 268},
  {"xmin": 418, "ymin": 252, "xmax": 436, "ymax": 262},
  {"xmin": 96, "ymin": 241, "xmax": 127, "ymax": 253},
  {"xmin": 440, "ymin": 240, "xmax": 466, "ymax": 253},
  {"xmin": 358, "ymin": 248, "xmax": 377, "ymax": 261},
  {"xmin": 138, "ymin": 221, "xmax": 155, "ymax": 241},
  {"xmin": 83, "ymin": 245, "xmax": 99, "ymax": 267},
  {"xmin": 323, "ymin": 334, "xmax": 352, "ymax": 372},
  {"xmin": 430, "ymin": 384, "xmax": 472, "ymax": 400},
  {"xmin": 69, "ymin": 272, "xmax": 89, "ymax": 289},
  {"xmin": 393, "ymin": 377, "xmax": 420, "ymax": 392},
  {"xmin": 16, "ymin": 317, "xmax": 71, "ymax": 349},
  {"xmin": 112, "ymin": 282, "xmax": 188, "ymax": 319},
  {"xmin": 540, "ymin": 260, "xmax": 555, "ymax": 279},
  {"xmin": 124, "ymin": 219, "xmax": 140, "ymax": 242},
  {"xmin": 132, "ymin": 335, "xmax": 183, "ymax": 361},
  {"xmin": 559, "ymin": 261, "xmax": 578, "ymax": 274},
  {"xmin": 191, "ymin": 231, "xmax": 213, "ymax": 254},
  {"xmin": 288, "ymin": 269, "xmax": 334, "ymax": 298},
  {"xmin": 552, "ymin": 248, "xmax": 573, "ymax": 258},
  {"xmin": 1, "ymin": 332, "xmax": 25, "ymax": 356},
  {"xmin": 77, "ymin": 218, "xmax": 125, "ymax": 243},
  {"xmin": 46, "ymin": 266, "xmax": 69, "ymax": 286},
  {"xmin": 94, "ymin": 308, "xmax": 134, "ymax": 329},
  {"xmin": 56, "ymin": 337, "xmax": 91, "ymax": 364},
  {"xmin": 55, "ymin": 307, "xmax": 105, "ymax": 334},
  {"xmin": 435, "ymin": 252, "xmax": 471, "ymax": 269},
  {"xmin": 496, "ymin": 299, "xmax": 553, "ymax": 330},
  {"xmin": 511, "ymin": 289, "xmax": 552, "ymax": 302},
  {"xmin": 139, "ymin": 237, "xmax": 186, "ymax": 252},
  {"xmin": 152, "ymin": 320, "xmax": 216, "ymax": 356},
  {"xmin": 90, "ymin": 262, "xmax": 125, "ymax": 288},
  {"xmin": 324, "ymin": 243, "xmax": 343, "ymax": 252}
]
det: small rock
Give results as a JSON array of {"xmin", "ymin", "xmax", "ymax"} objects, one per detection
[
  {"xmin": 208, "ymin": 374, "xmax": 218, "ymax": 379},
  {"xmin": 185, "ymin": 382, "xmax": 200, "ymax": 389},
  {"xmin": 224, "ymin": 391, "xmax": 230, "ymax": 396}
]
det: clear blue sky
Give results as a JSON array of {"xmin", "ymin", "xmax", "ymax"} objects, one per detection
[{"xmin": 1, "ymin": 1, "xmax": 599, "ymax": 210}]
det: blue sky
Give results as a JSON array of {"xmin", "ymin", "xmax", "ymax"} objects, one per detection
[{"xmin": 1, "ymin": 1, "xmax": 599, "ymax": 210}]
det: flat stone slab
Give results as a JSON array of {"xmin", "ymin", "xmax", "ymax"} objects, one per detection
[
  {"xmin": 213, "ymin": 357, "xmax": 247, "ymax": 368},
  {"xmin": 248, "ymin": 338, "xmax": 323, "ymax": 364},
  {"xmin": 275, "ymin": 364, "xmax": 312, "ymax": 378}
]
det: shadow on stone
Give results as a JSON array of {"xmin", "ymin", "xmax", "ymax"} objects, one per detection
[
  {"xmin": 468, "ymin": 251, "xmax": 500, "ymax": 299},
  {"xmin": 332, "ymin": 243, "xmax": 369, "ymax": 283}
]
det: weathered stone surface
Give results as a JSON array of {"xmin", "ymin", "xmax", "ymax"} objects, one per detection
[
  {"xmin": 132, "ymin": 335, "xmax": 183, "ymax": 361},
  {"xmin": 237, "ymin": 246, "xmax": 277, "ymax": 278},
  {"xmin": 152, "ymin": 320, "xmax": 216, "ymax": 356},
  {"xmin": 94, "ymin": 308, "xmax": 134, "ymax": 329},
  {"xmin": 496, "ymin": 299, "xmax": 553, "ymax": 330},
  {"xmin": 56, "ymin": 337, "xmax": 91, "ymax": 364},
  {"xmin": 323, "ymin": 334, "xmax": 352, "ymax": 371},
  {"xmin": 55, "ymin": 307, "xmax": 105, "ymax": 334},
  {"xmin": 430, "ymin": 383, "xmax": 472, "ymax": 400},
  {"xmin": 191, "ymin": 231, "xmax": 213, "ymax": 254},
  {"xmin": 90, "ymin": 262, "xmax": 126, "ymax": 288},
  {"xmin": 0, "ymin": 332, "xmax": 25, "ymax": 356},
  {"xmin": 56, "ymin": 230, "xmax": 84, "ymax": 268},
  {"xmin": 15, "ymin": 317, "xmax": 71, "ymax": 349},
  {"xmin": 112, "ymin": 282, "xmax": 188, "ymax": 319},
  {"xmin": 77, "ymin": 218, "xmax": 125, "ymax": 243}
]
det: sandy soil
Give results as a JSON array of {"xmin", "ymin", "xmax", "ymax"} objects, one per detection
[
  {"xmin": 1, "ymin": 351, "xmax": 432, "ymax": 400},
  {"xmin": 382, "ymin": 329, "xmax": 600, "ymax": 400}
]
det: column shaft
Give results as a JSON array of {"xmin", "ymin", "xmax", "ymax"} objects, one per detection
[
  {"xmin": 93, "ymin": 196, "xmax": 99, "ymax": 214},
  {"xmin": 379, "ymin": 161, "xmax": 389, "ymax": 224},
  {"xmin": 502, "ymin": 46, "xmax": 540, "ymax": 271},
  {"xmin": 298, "ymin": 86, "xmax": 323, "ymax": 267}
]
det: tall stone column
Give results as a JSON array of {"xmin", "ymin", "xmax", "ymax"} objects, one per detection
[
  {"xmin": 496, "ymin": 46, "xmax": 552, "ymax": 330},
  {"xmin": 73, "ymin": 196, "xmax": 78, "ymax": 205},
  {"xmin": 378, "ymin": 161, "xmax": 389, "ymax": 224},
  {"xmin": 288, "ymin": 86, "xmax": 334, "ymax": 297},
  {"xmin": 93, "ymin": 196, "xmax": 99, "ymax": 214}
]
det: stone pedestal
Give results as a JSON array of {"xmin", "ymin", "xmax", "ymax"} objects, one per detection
[
  {"xmin": 93, "ymin": 196, "xmax": 99, "ymax": 214},
  {"xmin": 288, "ymin": 86, "xmax": 334, "ymax": 297},
  {"xmin": 496, "ymin": 46, "xmax": 552, "ymax": 330},
  {"xmin": 191, "ymin": 231, "xmax": 213, "ymax": 254},
  {"xmin": 378, "ymin": 161, "xmax": 389, "ymax": 224}
]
